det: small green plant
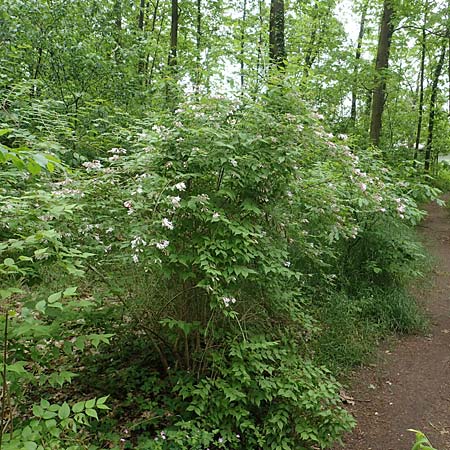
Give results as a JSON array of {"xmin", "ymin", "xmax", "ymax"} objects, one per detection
[
  {"xmin": 3, "ymin": 397, "xmax": 109, "ymax": 450},
  {"xmin": 409, "ymin": 429, "xmax": 437, "ymax": 450}
]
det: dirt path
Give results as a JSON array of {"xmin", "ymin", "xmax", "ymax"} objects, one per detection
[{"xmin": 333, "ymin": 199, "xmax": 450, "ymax": 450}]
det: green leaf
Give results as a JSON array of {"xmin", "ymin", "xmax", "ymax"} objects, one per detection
[
  {"xmin": 32, "ymin": 404, "xmax": 44, "ymax": 417},
  {"xmin": 72, "ymin": 401, "xmax": 85, "ymax": 413},
  {"xmin": 58, "ymin": 402, "xmax": 70, "ymax": 420},
  {"xmin": 6, "ymin": 361, "xmax": 27, "ymax": 374},
  {"xmin": 0, "ymin": 128, "xmax": 12, "ymax": 137},
  {"xmin": 85, "ymin": 398, "xmax": 95, "ymax": 409},
  {"xmin": 96, "ymin": 395, "xmax": 109, "ymax": 405},
  {"xmin": 63, "ymin": 286, "xmax": 78, "ymax": 297},
  {"xmin": 85, "ymin": 408, "xmax": 98, "ymax": 419},
  {"xmin": 3, "ymin": 258, "xmax": 15, "ymax": 267},
  {"xmin": 42, "ymin": 411, "xmax": 57, "ymax": 419},
  {"xmin": 48, "ymin": 292, "xmax": 62, "ymax": 303},
  {"xmin": 23, "ymin": 442, "xmax": 38, "ymax": 450},
  {"xmin": 35, "ymin": 300, "xmax": 46, "ymax": 313},
  {"xmin": 96, "ymin": 396, "xmax": 110, "ymax": 409}
]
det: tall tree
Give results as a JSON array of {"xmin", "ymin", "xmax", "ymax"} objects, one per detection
[
  {"xmin": 413, "ymin": 4, "xmax": 428, "ymax": 163},
  {"xmin": 424, "ymin": 40, "xmax": 447, "ymax": 171},
  {"xmin": 369, "ymin": 0, "xmax": 395, "ymax": 146},
  {"xmin": 269, "ymin": 0, "xmax": 286, "ymax": 68},
  {"xmin": 168, "ymin": 0, "xmax": 179, "ymax": 69},
  {"xmin": 350, "ymin": 0, "xmax": 369, "ymax": 124}
]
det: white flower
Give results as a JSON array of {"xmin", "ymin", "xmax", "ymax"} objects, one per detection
[
  {"xmin": 222, "ymin": 296, "xmax": 236, "ymax": 307},
  {"xmin": 359, "ymin": 183, "xmax": 367, "ymax": 192},
  {"xmin": 108, "ymin": 155, "xmax": 120, "ymax": 162},
  {"xmin": 312, "ymin": 112, "xmax": 324, "ymax": 120},
  {"xmin": 123, "ymin": 200, "xmax": 133, "ymax": 209},
  {"xmin": 155, "ymin": 240, "xmax": 170, "ymax": 250},
  {"xmin": 131, "ymin": 236, "xmax": 147, "ymax": 249},
  {"xmin": 132, "ymin": 254, "xmax": 139, "ymax": 263},
  {"xmin": 108, "ymin": 147, "xmax": 127, "ymax": 154},
  {"xmin": 212, "ymin": 212, "xmax": 220, "ymax": 219},
  {"xmin": 230, "ymin": 159, "xmax": 238, "ymax": 167},
  {"xmin": 284, "ymin": 261, "xmax": 291, "ymax": 267},
  {"xmin": 170, "ymin": 196, "xmax": 181, "ymax": 208},
  {"xmin": 162, "ymin": 218, "xmax": 174, "ymax": 230},
  {"xmin": 174, "ymin": 182, "xmax": 186, "ymax": 191},
  {"xmin": 82, "ymin": 160, "xmax": 102, "ymax": 171}
]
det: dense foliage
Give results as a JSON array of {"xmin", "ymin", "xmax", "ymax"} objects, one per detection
[{"xmin": 1, "ymin": 0, "xmax": 448, "ymax": 448}]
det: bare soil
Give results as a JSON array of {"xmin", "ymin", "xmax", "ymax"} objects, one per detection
[{"xmin": 333, "ymin": 198, "xmax": 450, "ymax": 450}]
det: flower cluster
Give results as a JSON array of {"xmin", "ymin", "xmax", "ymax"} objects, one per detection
[
  {"xmin": 222, "ymin": 296, "xmax": 236, "ymax": 307},
  {"xmin": 82, "ymin": 160, "xmax": 102, "ymax": 171},
  {"xmin": 155, "ymin": 240, "xmax": 170, "ymax": 250},
  {"xmin": 123, "ymin": 200, "xmax": 134, "ymax": 214}
]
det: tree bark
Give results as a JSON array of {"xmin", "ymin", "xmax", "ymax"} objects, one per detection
[
  {"xmin": 413, "ymin": 6, "xmax": 428, "ymax": 163},
  {"xmin": 240, "ymin": 0, "xmax": 247, "ymax": 91},
  {"xmin": 424, "ymin": 43, "xmax": 446, "ymax": 172},
  {"xmin": 195, "ymin": 0, "xmax": 202, "ymax": 89},
  {"xmin": 369, "ymin": 0, "xmax": 395, "ymax": 147},
  {"xmin": 166, "ymin": 0, "xmax": 179, "ymax": 105},
  {"xmin": 350, "ymin": 1, "xmax": 368, "ymax": 123},
  {"xmin": 269, "ymin": 0, "xmax": 286, "ymax": 69},
  {"xmin": 168, "ymin": 0, "xmax": 178, "ymax": 69}
]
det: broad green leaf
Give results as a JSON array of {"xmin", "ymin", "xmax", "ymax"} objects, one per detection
[
  {"xmin": 58, "ymin": 402, "xmax": 70, "ymax": 420},
  {"xmin": 85, "ymin": 408, "xmax": 98, "ymax": 419},
  {"xmin": 85, "ymin": 398, "xmax": 95, "ymax": 409},
  {"xmin": 72, "ymin": 401, "xmax": 85, "ymax": 413}
]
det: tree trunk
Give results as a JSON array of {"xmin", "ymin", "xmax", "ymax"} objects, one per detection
[
  {"xmin": 137, "ymin": 0, "xmax": 146, "ymax": 75},
  {"xmin": 413, "ymin": 7, "xmax": 427, "ymax": 163},
  {"xmin": 195, "ymin": 0, "xmax": 202, "ymax": 90},
  {"xmin": 369, "ymin": 0, "xmax": 395, "ymax": 147},
  {"xmin": 350, "ymin": 1, "xmax": 368, "ymax": 123},
  {"xmin": 269, "ymin": 0, "xmax": 286, "ymax": 69},
  {"xmin": 166, "ymin": 0, "xmax": 179, "ymax": 105},
  {"xmin": 168, "ymin": 0, "xmax": 178, "ymax": 69},
  {"xmin": 240, "ymin": 0, "xmax": 247, "ymax": 91},
  {"xmin": 424, "ymin": 43, "xmax": 446, "ymax": 172}
]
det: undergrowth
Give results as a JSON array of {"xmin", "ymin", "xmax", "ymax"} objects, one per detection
[{"xmin": 0, "ymin": 88, "xmax": 438, "ymax": 449}]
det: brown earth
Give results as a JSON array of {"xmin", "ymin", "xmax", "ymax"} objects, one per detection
[{"xmin": 332, "ymin": 198, "xmax": 450, "ymax": 450}]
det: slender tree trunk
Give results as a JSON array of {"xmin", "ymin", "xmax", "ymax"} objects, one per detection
[
  {"xmin": 424, "ymin": 43, "xmax": 446, "ymax": 172},
  {"xmin": 195, "ymin": 0, "xmax": 202, "ymax": 90},
  {"xmin": 369, "ymin": 0, "xmax": 395, "ymax": 146},
  {"xmin": 138, "ymin": 0, "xmax": 145, "ymax": 30},
  {"xmin": 166, "ymin": 0, "xmax": 179, "ymax": 104},
  {"xmin": 303, "ymin": 3, "xmax": 319, "ymax": 80},
  {"xmin": 413, "ymin": 7, "xmax": 427, "ymax": 163},
  {"xmin": 240, "ymin": 0, "xmax": 247, "ymax": 91},
  {"xmin": 255, "ymin": 0, "xmax": 264, "ymax": 93},
  {"xmin": 350, "ymin": 1, "xmax": 368, "ymax": 123},
  {"xmin": 138, "ymin": 0, "xmax": 146, "ymax": 74},
  {"xmin": 31, "ymin": 46, "xmax": 43, "ymax": 98},
  {"xmin": 168, "ymin": 0, "xmax": 178, "ymax": 69},
  {"xmin": 113, "ymin": 0, "xmax": 122, "ymax": 63},
  {"xmin": 269, "ymin": 0, "xmax": 286, "ymax": 69}
]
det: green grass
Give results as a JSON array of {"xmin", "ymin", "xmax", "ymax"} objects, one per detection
[{"xmin": 311, "ymin": 286, "xmax": 428, "ymax": 372}]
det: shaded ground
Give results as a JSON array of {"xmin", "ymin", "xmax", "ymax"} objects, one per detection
[{"xmin": 333, "ymin": 198, "xmax": 450, "ymax": 450}]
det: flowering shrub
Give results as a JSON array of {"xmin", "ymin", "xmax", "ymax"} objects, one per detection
[
  {"xmin": 45, "ymin": 90, "xmax": 437, "ymax": 447},
  {"xmin": 0, "ymin": 85, "xmax": 439, "ymax": 448}
]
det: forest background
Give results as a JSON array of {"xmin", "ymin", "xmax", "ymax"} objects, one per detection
[{"xmin": 1, "ymin": 0, "xmax": 449, "ymax": 448}]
